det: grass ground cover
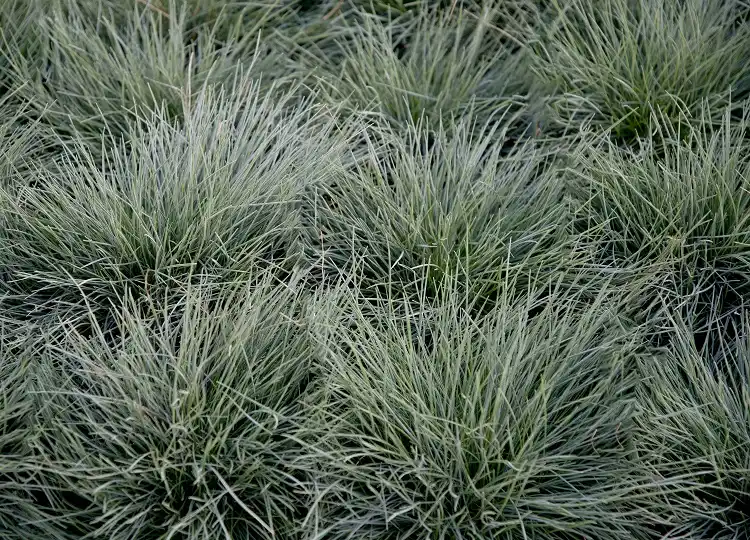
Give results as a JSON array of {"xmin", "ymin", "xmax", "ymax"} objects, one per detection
[{"xmin": 1, "ymin": 0, "xmax": 750, "ymax": 538}]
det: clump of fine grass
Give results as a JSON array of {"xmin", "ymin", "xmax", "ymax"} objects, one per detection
[
  {"xmin": 4, "ymin": 0, "xmax": 291, "ymax": 160},
  {"xmin": 530, "ymin": 0, "xmax": 750, "ymax": 146},
  {"xmin": 305, "ymin": 112, "xmax": 580, "ymax": 304},
  {"xmin": 25, "ymin": 270, "xmax": 316, "ymax": 540},
  {"xmin": 0, "ymin": 74, "xmax": 345, "ymax": 328},
  {"xmin": 635, "ymin": 310, "xmax": 750, "ymax": 539},
  {"xmin": 310, "ymin": 3, "xmax": 526, "ymax": 134},
  {"xmin": 297, "ymin": 279, "xmax": 653, "ymax": 539},
  {"xmin": 569, "ymin": 108, "xmax": 750, "ymax": 348}
]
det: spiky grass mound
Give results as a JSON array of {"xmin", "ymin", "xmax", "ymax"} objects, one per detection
[
  {"xmin": 305, "ymin": 114, "xmax": 579, "ymax": 304},
  {"xmin": 0, "ymin": 319, "xmax": 72, "ymax": 540},
  {"xmin": 6, "ymin": 1, "xmax": 294, "ymax": 160},
  {"xmin": 570, "ymin": 111, "xmax": 750, "ymax": 349},
  {"xmin": 0, "ymin": 75, "xmax": 344, "ymax": 328},
  {"xmin": 25, "ymin": 272, "xmax": 316, "ymax": 539},
  {"xmin": 636, "ymin": 311, "xmax": 750, "ymax": 539},
  {"xmin": 299, "ymin": 283, "xmax": 652, "ymax": 539},
  {"xmin": 531, "ymin": 0, "xmax": 750, "ymax": 145},
  {"xmin": 312, "ymin": 4, "xmax": 526, "ymax": 133}
]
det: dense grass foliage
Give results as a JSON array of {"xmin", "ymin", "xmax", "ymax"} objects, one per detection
[
  {"xmin": 0, "ymin": 320, "xmax": 60, "ymax": 540},
  {"xmin": 5, "ymin": 2, "xmax": 294, "ymax": 160},
  {"xmin": 299, "ymin": 285, "xmax": 650, "ymax": 539},
  {"xmin": 311, "ymin": 6, "xmax": 525, "ymax": 132},
  {"xmin": 306, "ymin": 115, "xmax": 578, "ymax": 302},
  {"xmin": 2, "ymin": 0, "xmax": 750, "ymax": 538},
  {"xmin": 570, "ymin": 111, "xmax": 750, "ymax": 350},
  {"xmin": 26, "ymin": 274, "xmax": 315, "ymax": 538},
  {"xmin": 636, "ymin": 311, "xmax": 750, "ymax": 538},
  {"xmin": 0, "ymin": 76, "xmax": 344, "ymax": 328},
  {"xmin": 531, "ymin": 0, "xmax": 750, "ymax": 145}
]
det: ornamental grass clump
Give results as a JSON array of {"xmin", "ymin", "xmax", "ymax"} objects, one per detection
[
  {"xmin": 298, "ymin": 282, "xmax": 652, "ymax": 539},
  {"xmin": 312, "ymin": 4, "xmax": 526, "ymax": 134},
  {"xmin": 635, "ymin": 310, "xmax": 750, "ymax": 539},
  {"xmin": 25, "ymin": 272, "xmax": 316, "ymax": 540},
  {"xmin": 306, "ymin": 113, "xmax": 577, "ymax": 304},
  {"xmin": 0, "ymin": 0, "xmax": 41, "ymax": 100},
  {"xmin": 5, "ymin": 0, "xmax": 290, "ymax": 160},
  {"xmin": 570, "ymin": 109, "xmax": 750, "ymax": 348},
  {"xmin": 530, "ymin": 0, "xmax": 750, "ymax": 146},
  {"xmin": 0, "ymin": 75, "xmax": 344, "ymax": 328}
]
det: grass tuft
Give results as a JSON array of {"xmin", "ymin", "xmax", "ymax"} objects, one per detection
[
  {"xmin": 569, "ymin": 108, "xmax": 750, "ymax": 349},
  {"xmin": 311, "ymin": 4, "xmax": 527, "ymax": 134},
  {"xmin": 25, "ymin": 271, "xmax": 316, "ymax": 539},
  {"xmin": 298, "ymin": 281, "xmax": 652, "ymax": 539},
  {"xmin": 306, "ymin": 113, "xmax": 579, "ymax": 304},
  {"xmin": 0, "ymin": 318, "xmax": 76, "ymax": 539},
  {"xmin": 636, "ymin": 309, "xmax": 750, "ymax": 539},
  {"xmin": 0, "ymin": 75, "xmax": 344, "ymax": 327},
  {"xmin": 5, "ymin": 0, "xmax": 292, "ymax": 160},
  {"xmin": 530, "ymin": 0, "xmax": 750, "ymax": 145}
]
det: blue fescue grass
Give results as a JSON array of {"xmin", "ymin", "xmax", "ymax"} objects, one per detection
[
  {"xmin": 2, "ymin": 1, "xmax": 750, "ymax": 538},
  {"xmin": 0, "ymin": 73, "xmax": 346, "ymax": 328},
  {"xmin": 635, "ymin": 308, "xmax": 750, "ymax": 538},
  {"xmin": 308, "ymin": 4, "xmax": 529, "ymax": 135},
  {"xmin": 4, "ymin": 0, "xmax": 298, "ymax": 161},
  {"xmin": 569, "ymin": 107, "xmax": 750, "ymax": 350},
  {"xmin": 24, "ymin": 270, "xmax": 317, "ymax": 539},
  {"xmin": 304, "ymin": 112, "xmax": 583, "ymax": 306},
  {"xmin": 297, "ymin": 279, "xmax": 657, "ymax": 539},
  {"xmin": 530, "ymin": 0, "xmax": 750, "ymax": 146}
]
